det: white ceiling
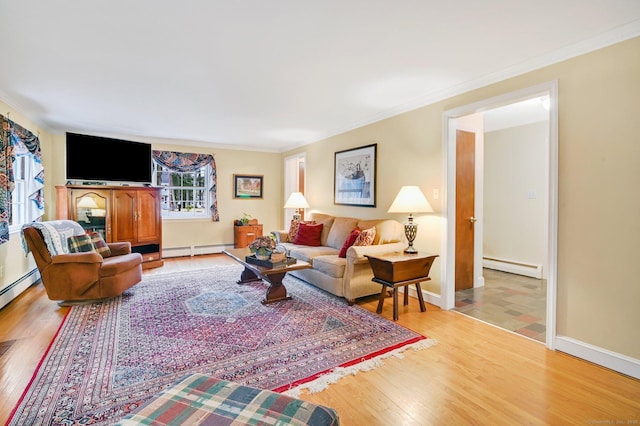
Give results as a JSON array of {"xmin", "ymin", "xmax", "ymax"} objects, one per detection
[{"xmin": 1, "ymin": 1, "xmax": 639, "ymax": 152}]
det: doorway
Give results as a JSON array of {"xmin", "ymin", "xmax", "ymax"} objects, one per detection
[
  {"xmin": 442, "ymin": 81, "xmax": 558, "ymax": 349},
  {"xmin": 283, "ymin": 153, "xmax": 306, "ymax": 228}
]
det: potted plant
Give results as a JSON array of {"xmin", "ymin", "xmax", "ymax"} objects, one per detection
[
  {"xmin": 249, "ymin": 235, "xmax": 276, "ymax": 260},
  {"xmin": 240, "ymin": 212, "xmax": 252, "ymax": 226}
]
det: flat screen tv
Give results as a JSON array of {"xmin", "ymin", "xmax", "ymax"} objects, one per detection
[{"xmin": 66, "ymin": 133, "xmax": 152, "ymax": 184}]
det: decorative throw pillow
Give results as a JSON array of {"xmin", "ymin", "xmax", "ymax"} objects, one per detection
[
  {"xmin": 286, "ymin": 218, "xmax": 301, "ymax": 243},
  {"xmin": 68, "ymin": 234, "xmax": 96, "ymax": 253},
  {"xmin": 87, "ymin": 231, "xmax": 112, "ymax": 258},
  {"xmin": 293, "ymin": 222, "xmax": 324, "ymax": 246},
  {"xmin": 353, "ymin": 226, "xmax": 376, "ymax": 246},
  {"xmin": 287, "ymin": 219, "xmax": 313, "ymax": 243},
  {"xmin": 338, "ymin": 227, "xmax": 361, "ymax": 258}
]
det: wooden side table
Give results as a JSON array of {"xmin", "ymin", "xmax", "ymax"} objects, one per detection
[
  {"xmin": 234, "ymin": 222, "xmax": 263, "ymax": 248},
  {"xmin": 366, "ymin": 252, "xmax": 438, "ymax": 321}
]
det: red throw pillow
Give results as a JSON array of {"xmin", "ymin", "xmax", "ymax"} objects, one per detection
[
  {"xmin": 339, "ymin": 227, "xmax": 361, "ymax": 258},
  {"xmin": 293, "ymin": 222, "xmax": 324, "ymax": 246}
]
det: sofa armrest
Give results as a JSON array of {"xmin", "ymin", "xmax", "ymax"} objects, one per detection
[
  {"xmin": 271, "ymin": 230, "xmax": 289, "ymax": 244},
  {"xmin": 345, "ymin": 242, "xmax": 405, "ymax": 263},
  {"xmin": 51, "ymin": 252, "xmax": 103, "ymax": 264},
  {"xmin": 108, "ymin": 241, "xmax": 132, "ymax": 256}
]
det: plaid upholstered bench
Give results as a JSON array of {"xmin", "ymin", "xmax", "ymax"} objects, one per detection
[{"xmin": 117, "ymin": 373, "xmax": 339, "ymax": 425}]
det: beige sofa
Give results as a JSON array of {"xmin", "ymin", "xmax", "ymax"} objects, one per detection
[{"xmin": 274, "ymin": 213, "xmax": 405, "ymax": 304}]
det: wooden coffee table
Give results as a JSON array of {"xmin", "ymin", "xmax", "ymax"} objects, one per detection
[{"xmin": 223, "ymin": 248, "xmax": 311, "ymax": 304}]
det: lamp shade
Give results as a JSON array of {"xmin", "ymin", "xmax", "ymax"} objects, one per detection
[
  {"xmin": 284, "ymin": 192, "xmax": 310, "ymax": 209},
  {"xmin": 387, "ymin": 186, "xmax": 433, "ymax": 213},
  {"xmin": 77, "ymin": 196, "xmax": 99, "ymax": 209}
]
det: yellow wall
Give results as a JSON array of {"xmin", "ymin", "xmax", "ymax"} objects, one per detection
[{"xmin": 284, "ymin": 37, "xmax": 640, "ymax": 359}]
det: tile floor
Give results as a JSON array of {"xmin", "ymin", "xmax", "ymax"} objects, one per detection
[{"xmin": 454, "ymin": 268, "xmax": 547, "ymax": 343}]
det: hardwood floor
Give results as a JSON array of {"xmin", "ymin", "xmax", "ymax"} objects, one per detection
[{"xmin": 1, "ymin": 254, "xmax": 638, "ymax": 425}]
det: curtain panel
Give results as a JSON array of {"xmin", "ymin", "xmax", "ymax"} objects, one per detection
[
  {"xmin": 152, "ymin": 150, "xmax": 219, "ymax": 221},
  {"xmin": 0, "ymin": 114, "xmax": 44, "ymax": 244}
]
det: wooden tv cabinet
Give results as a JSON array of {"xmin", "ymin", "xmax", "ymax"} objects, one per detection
[{"xmin": 56, "ymin": 185, "xmax": 163, "ymax": 269}]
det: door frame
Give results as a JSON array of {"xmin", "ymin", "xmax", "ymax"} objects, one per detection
[{"xmin": 441, "ymin": 81, "xmax": 558, "ymax": 349}]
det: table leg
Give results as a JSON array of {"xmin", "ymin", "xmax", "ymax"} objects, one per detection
[
  {"xmin": 237, "ymin": 266, "xmax": 262, "ymax": 284},
  {"xmin": 403, "ymin": 286, "xmax": 409, "ymax": 306},
  {"xmin": 261, "ymin": 271, "xmax": 291, "ymax": 305},
  {"xmin": 392, "ymin": 288, "xmax": 399, "ymax": 321},
  {"xmin": 376, "ymin": 286, "xmax": 386, "ymax": 314},
  {"xmin": 415, "ymin": 282, "xmax": 426, "ymax": 312}
]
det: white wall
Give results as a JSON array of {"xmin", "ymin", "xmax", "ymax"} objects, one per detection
[{"xmin": 483, "ymin": 121, "xmax": 549, "ymax": 277}]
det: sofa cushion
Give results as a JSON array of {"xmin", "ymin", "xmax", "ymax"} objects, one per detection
[
  {"xmin": 293, "ymin": 222, "xmax": 323, "ymax": 246},
  {"xmin": 356, "ymin": 219, "xmax": 403, "ymax": 244},
  {"xmin": 326, "ymin": 217, "xmax": 359, "ymax": 249},
  {"xmin": 288, "ymin": 245, "xmax": 339, "ymax": 263},
  {"xmin": 338, "ymin": 227, "xmax": 361, "ymax": 258},
  {"xmin": 353, "ymin": 227, "xmax": 376, "ymax": 246},
  {"xmin": 312, "ymin": 255, "xmax": 346, "ymax": 279},
  {"xmin": 311, "ymin": 213, "xmax": 335, "ymax": 246},
  {"xmin": 68, "ymin": 234, "xmax": 95, "ymax": 253}
]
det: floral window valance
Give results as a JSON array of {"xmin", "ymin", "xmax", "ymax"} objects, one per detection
[
  {"xmin": 0, "ymin": 114, "xmax": 44, "ymax": 244},
  {"xmin": 152, "ymin": 150, "xmax": 219, "ymax": 221}
]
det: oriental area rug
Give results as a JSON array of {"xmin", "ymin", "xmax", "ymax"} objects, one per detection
[{"xmin": 8, "ymin": 265, "xmax": 436, "ymax": 425}]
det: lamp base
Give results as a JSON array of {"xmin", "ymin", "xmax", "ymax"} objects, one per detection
[
  {"xmin": 403, "ymin": 245, "xmax": 418, "ymax": 254},
  {"xmin": 403, "ymin": 217, "xmax": 418, "ymax": 254}
]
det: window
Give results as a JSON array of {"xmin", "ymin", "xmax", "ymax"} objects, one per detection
[
  {"xmin": 153, "ymin": 162, "xmax": 211, "ymax": 219},
  {"xmin": 9, "ymin": 141, "xmax": 42, "ymax": 231}
]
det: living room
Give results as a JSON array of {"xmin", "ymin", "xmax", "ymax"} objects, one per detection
[{"xmin": 1, "ymin": 3, "xmax": 639, "ymax": 423}]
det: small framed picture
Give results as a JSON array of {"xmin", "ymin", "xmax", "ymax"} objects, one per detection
[
  {"xmin": 334, "ymin": 143, "xmax": 377, "ymax": 207},
  {"xmin": 234, "ymin": 174, "xmax": 263, "ymax": 199}
]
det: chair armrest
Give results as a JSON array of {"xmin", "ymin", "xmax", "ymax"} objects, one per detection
[
  {"xmin": 51, "ymin": 252, "xmax": 103, "ymax": 264},
  {"xmin": 108, "ymin": 241, "xmax": 132, "ymax": 256}
]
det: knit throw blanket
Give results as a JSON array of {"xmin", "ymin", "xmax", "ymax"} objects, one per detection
[{"xmin": 21, "ymin": 220, "xmax": 86, "ymax": 256}]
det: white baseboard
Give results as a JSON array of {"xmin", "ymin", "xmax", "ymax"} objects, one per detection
[
  {"xmin": 403, "ymin": 286, "xmax": 441, "ymax": 307},
  {"xmin": 554, "ymin": 335, "xmax": 640, "ymax": 380},
  {"xmin": 483, "ymin": 257, "xmax": 543, "ymax": 279},
  {"xmin": 0, "ymin": 269, "xmax": 40, "ymax": 310},
  {"xmin": 163, "ymin": 244, "xmax": 233, "ymax": 258}
]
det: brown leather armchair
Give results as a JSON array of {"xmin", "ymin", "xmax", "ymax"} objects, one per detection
[{"xmin": 22, "ymin": 222, "xmax": 143, "ymax": 305}]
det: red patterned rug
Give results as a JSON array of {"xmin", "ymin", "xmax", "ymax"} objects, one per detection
[{"xmin": 8, "ymin": 265, "xmax": 435, "ymax": 425}]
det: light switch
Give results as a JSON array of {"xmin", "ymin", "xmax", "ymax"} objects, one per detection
[
  {"xmin": 433, "ymin": 189, "xmax": 439, "ymax": 199},
  {"xmin": 527, "ymin": 190, "xmax": 537, "ymax": 199}
]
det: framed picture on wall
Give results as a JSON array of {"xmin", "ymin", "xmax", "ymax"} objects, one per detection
[
  {"xmin": 334, "ymin": 143, "xmax": 376, "ymax": 207},
  {"xmin": 234, "ymin": 174, "xmax": 263, "ymax": 199}
]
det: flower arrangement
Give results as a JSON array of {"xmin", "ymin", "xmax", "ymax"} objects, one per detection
[{"xmin": 249, "ymin": 235, "xmax": 276, "ymax": 259}]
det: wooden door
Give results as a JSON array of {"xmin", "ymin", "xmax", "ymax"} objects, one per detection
[
  {"xmin": 136, "ymin": 188, "xmax": 162, "ymax": 244},
  {"xmin": 455, "ymin": 130, "xmax": 476, "ymax": 291},
  {"xmin": 111, "ymin": 189, "xmax": 137, "ymax": 243}
]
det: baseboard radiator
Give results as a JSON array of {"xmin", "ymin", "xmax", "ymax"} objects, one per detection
[
  {"xmin": 163, "ymin": 244, "xmax": 233, "ymax": 258},
  {"xmin": 482, "ymin": 257, "xmax": 543, "ymax": 279},
  {"xmin": 0, "ymin": 269, "xmax": 40, "ymax": 310}
]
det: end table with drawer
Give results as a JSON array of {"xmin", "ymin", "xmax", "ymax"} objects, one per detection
[
  {"xmin": 234, "ymin": 222, "xmax": 263, "ymax": 248},
  {"xmin": 365, "ymin": 252, "xmax": 438, "ymax": 321}
]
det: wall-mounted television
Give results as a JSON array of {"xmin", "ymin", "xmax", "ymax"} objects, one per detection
[{"xmin": 66, "ymin": 132, "xmax": 152, "ymax": 184}]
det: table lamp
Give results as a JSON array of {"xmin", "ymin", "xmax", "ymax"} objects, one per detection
[
  {"xmin": 284, "ymin": 192, "xmax": 309, "ymax": 220},
  {"xmin": 387, "ymin": 186, "xmax": 433, "ymax": 253}
]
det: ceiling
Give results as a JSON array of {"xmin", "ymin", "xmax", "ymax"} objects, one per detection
[{"xmin": 1, "ymin": 1, "xmax": 639, "ymax": 152}]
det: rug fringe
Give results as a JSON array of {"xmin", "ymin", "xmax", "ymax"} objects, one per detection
[{"xmin": 283, "ymin": 338, "xmax": 438, "ymax": 397}]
